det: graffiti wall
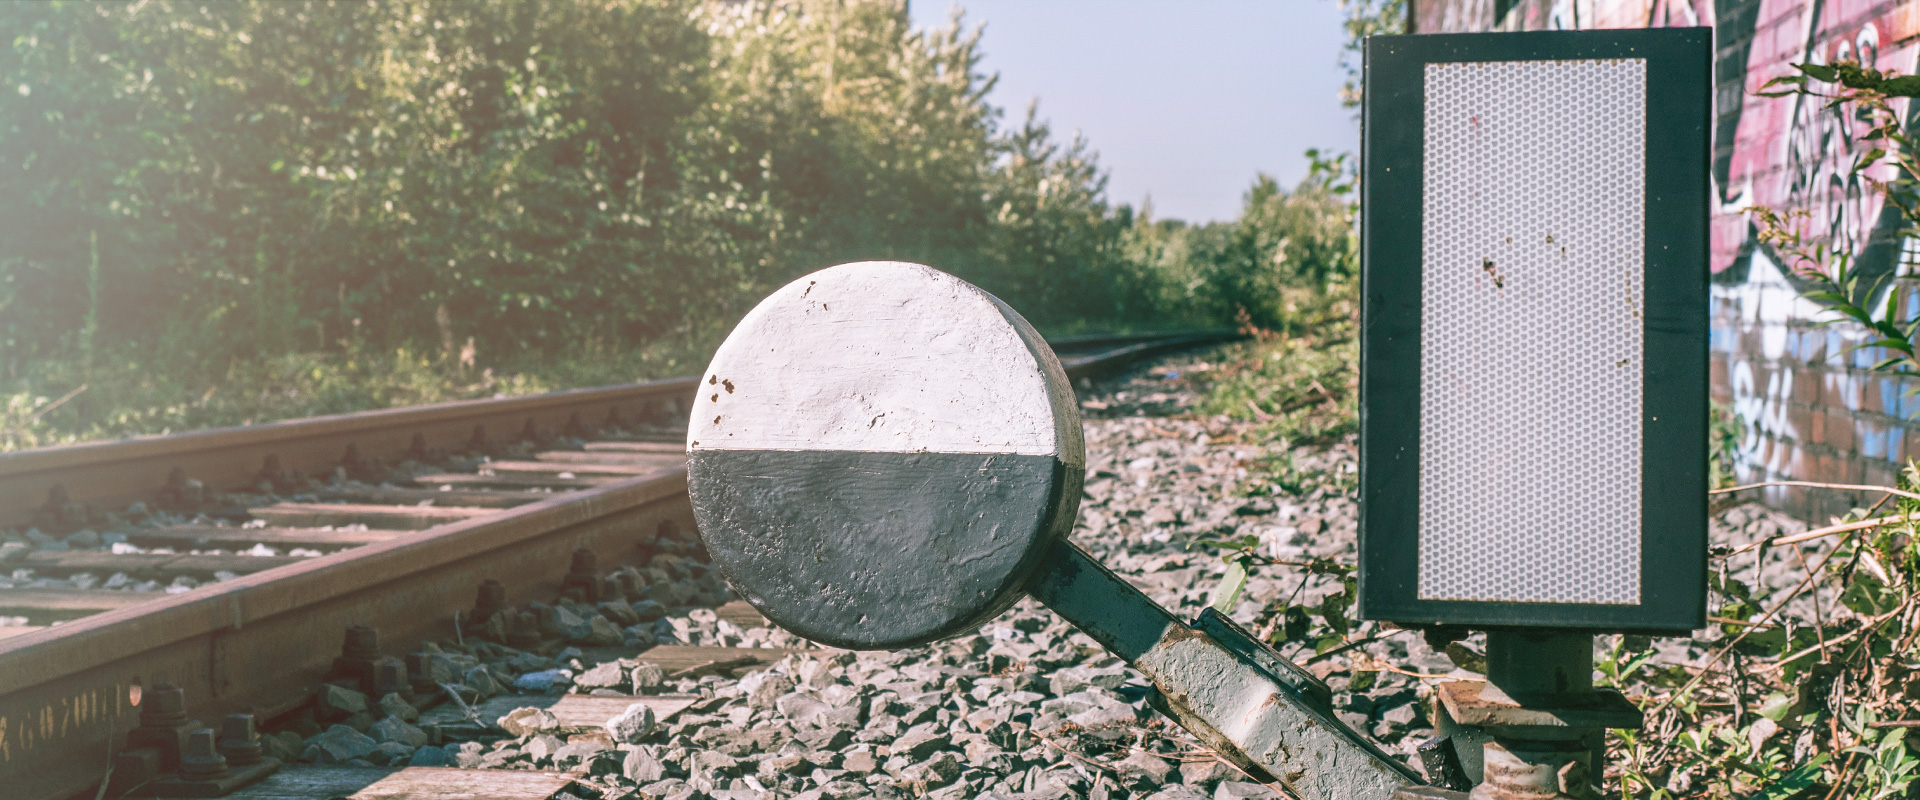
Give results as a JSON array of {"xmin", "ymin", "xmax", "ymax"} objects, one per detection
[{"xmin": 1411, "ymin": 0, "xmax": 1920, "ymax": 519}]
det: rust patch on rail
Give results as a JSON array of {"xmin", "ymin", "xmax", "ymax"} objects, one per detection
[{"xmin": 0, "ymin": 681, "xmax": 133, "ymax": 763}]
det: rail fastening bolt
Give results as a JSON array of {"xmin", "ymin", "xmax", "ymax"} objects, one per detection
[
  {"xmin": 217, "ymin": 714, "xmax": 262, "ymax": 766},
  {"xmin": 141, "ymin": 683, "xmax": 189, "ymax": 727},
  {"xmin": 472, "ymin": 579, "xmax": 507, "ymax": 624},
  {"xmin": 406, "ymin": 653, "xmax": 438, "ymax": 696},
  {"xmin": 508, "ymin": 611, "xmax": 542, "ymax": 649},
  {"xmin": 563, "ymin": 548, "xmax": 600, "ymax": 602},
  {"xmin": 608, "ymin": 572, "xmax": 640, "ymax": 602},
  {"xmin": 374, "ymin": 658, "xmax": 410, "ymax": 699},
  {"xmin": 180, "ymin": 729, "xmax": 230, "ymax": 778},
  {"xmin": 343, "ymin": 625, "xmax": 379, "ymax": 659}
]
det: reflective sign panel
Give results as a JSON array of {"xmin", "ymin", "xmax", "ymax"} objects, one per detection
[
  {"xmin": 1359, "ymin": 29, "xmax": 1709, "ymax": 633},
  {"xmin": 1417, "ymin": 59, "xmax": 1645, "ymax": 605}
]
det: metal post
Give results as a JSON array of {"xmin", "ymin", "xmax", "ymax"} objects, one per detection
[
  {"xmin": 1427, "ymin": 630, "xmax": 1641, "ymax": 800},
  {"xmin": 1485, "ymin": 631, "xmax": 1592, "ymax": 705}
]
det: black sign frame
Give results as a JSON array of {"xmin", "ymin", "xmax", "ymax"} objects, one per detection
[{"xmin": 1357, "ymin": 28, "xmax": 1710, "ymax": 634}]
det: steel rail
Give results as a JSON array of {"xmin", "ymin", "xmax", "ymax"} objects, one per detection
[
  {"xmin": 0, "ymin": 377, "xmax": 704, "ymax": 530},
  {"xmin": 0, "ymin": 474, "xmax": 691, "ymax": 800},
  {"xmin": 0, "ymin": 330, "xmax": 1235, "ymax": 800}
]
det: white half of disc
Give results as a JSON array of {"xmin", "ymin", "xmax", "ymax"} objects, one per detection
[{"xmin": 687, "ymin": 261, "xmax": 1082, "ymax": 463}]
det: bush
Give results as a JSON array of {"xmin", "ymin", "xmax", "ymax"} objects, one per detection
[
  {"xmin": 1123, "ymin": 151, "xmax": 1356, "ymax": 331},
  {"xmin": 0, "ymin": 0, "xmax": 1356, "ymax": 446}
]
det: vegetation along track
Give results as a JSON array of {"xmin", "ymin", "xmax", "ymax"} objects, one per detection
[{"xmin": 0, "ymin": 330, "xmax": 1232, "ymax": 800}]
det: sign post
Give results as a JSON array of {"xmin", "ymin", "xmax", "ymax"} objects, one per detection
[{"xmin": 1360, "ymin": 28, "xmax": 1711, "ymax": 799}]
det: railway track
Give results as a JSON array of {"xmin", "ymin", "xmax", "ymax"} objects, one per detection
[{"xmin": 0, "ymin": 330, "xmax": 1232, "ymax": 800}]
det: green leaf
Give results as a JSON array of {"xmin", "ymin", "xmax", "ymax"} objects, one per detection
[
  {"xmin": 1613, "ymin": 650, "xmax": 1658, "ymax": 682},
  {"xmin": 1278, "ymin": 605, "xmax": 1311, "ymax": 643},
  {"xmin": 1798, "ymin": 63, "xmax": 1840, "ymax": 82},
  {"xmin": 1882, "ymin": 75, "xmax": 1920, "ymax": 96},
  {"xmin": 1194, "ymin": 535, "xmax": 1260, "ymax": 552},
  {"xmin": 1757, "ymin": 692, "xmax": 1794, "ymax": 721},
  {"xmin": 1838, "ymin": 307, "xmax": 1877, "ymax": 326},
  {"xmin": 1735, "ymin": 625, "xmax": 1788, "ymax": 658},
  {"xmin": 1838, "ymin": 62, "xmax": 1888, "ymax": 89},
  {"xmin": 1879, "ymin": 725, "xmax": 1908, "ymax": 755},
  {"xmin": 1863, "ymin": 337, "xmax": 1912, "ymax": 354},
  {"xmin": 1842, "ymin": 572, "xmax": 1899, "ymax": 616},
  {"xmin": 1748, "ymin": 755, "xmax": 1830, "ymax": 800},
  {"xmin": 1207, "ymin": 558, "xmax": 1248, "ymax": 614},
  {"xmin": 1317, "ymin": 586, "xmax": 1353, "ymax": 636},
  {"xmin": 1711, "ymin": 572, "xmax": 1755, "ymax": 602}
]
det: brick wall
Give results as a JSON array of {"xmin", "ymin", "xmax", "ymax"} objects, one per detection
[
  {"xmin": 1410, "ymin": 0, "xmax": 1920, "ymax": 520},
  {"xmin": 1709, "ymin": 253, "xmax": 1920, "ymax": 520}
]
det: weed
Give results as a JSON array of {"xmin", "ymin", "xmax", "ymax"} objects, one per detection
[{"xmin": 1197, "ymin": 303, "xmax": 1357, "ymax": 451}]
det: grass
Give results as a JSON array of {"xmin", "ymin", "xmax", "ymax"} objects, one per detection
[
  {"xmin": 1190, "ymin": 290, "xmax": 1358, "ymax": 500},
  {"xmin": 1197, "ymin": 295, "xmax": 1356, "ymax": 436},
  {"xmin": 1187, "ymin": 288, "xmax": 1920, "ymax": 798}
]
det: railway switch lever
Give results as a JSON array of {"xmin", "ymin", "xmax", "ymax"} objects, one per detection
[{"xmin": 686, "ymin": 261, "xmax": 1428, "ymax": 800}]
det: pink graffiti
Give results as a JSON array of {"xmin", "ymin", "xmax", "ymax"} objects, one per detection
[{"xmin": 1715, "ymin": 0, "xmax": 1915, "ymax": 273}]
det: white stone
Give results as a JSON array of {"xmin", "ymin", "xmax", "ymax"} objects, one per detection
[
  {"xmin": 496, "ymin": 706, "xmax": 559, "ymax": 737},
  {"xmin": 605, "ymin": 702, "xmax": 657, "ymax": 744}
]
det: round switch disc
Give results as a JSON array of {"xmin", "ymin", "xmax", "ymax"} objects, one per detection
[{"xmin": 686, "ymin": 261, "xmax": 1085, "ymax": 650}]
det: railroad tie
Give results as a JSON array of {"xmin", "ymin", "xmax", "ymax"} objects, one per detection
[
  {"xmin": 246, "ymin": 502, "xmax": 495, "ymax": 530},
  {"xmin": 411, "ymin": 471, "xmax": 625, "ymax": 490}
]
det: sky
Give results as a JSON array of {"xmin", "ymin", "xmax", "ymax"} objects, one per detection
[{"xmin": 907, "ymin": 0, "xmax": 1357, "ymax": 224}]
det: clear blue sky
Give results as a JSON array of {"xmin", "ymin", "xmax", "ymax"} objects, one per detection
[{"xmin": 907, "ymin": 0, "xmax": 1357, "ymax": 224}]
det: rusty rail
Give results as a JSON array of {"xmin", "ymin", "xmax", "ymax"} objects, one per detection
[
  {"xmin": 0, "ymin": 474, "xmax": 691, "ymax": 800},
  {"xmin": 0, "ymin": 378, "xmax": 701, "ymax": 530}
]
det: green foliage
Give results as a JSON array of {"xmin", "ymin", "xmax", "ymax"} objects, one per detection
[
  {"xmin": 1844, "ymin": 708, "xmax": 1920, "ymax": 800},
  {"xmin": 1338, "ymin": 0, "xmax": 1404, "ymax": 108},
  {"xmin": 1731, "ymin": 64, "xmax": 1920, "ymax": 793},
  {"xmin": 1761, "ymin": 61, "xmax": 1920, "ymax": 99},
  {"xmin": 1125, "ymin": 151, "xmax": 1358, "ymax": 332},
  {"xmin": 1200, "ymin": 326, "xmax": 1357, "ymax": 455},
  {"xmin": 1603, "ymin": 460, "xmax": 1920, "ymax": 797},
  {"xmin": 1197, "ymin": 528, "xmax": 1359, "ymax": 656},
  {"xmin": 1708, "ymin": 401, "xmax": 1742, "ymax": 492},
  {"xmin": 1755, "ymin": 61, "xmax": 1920, "ymax": 377},
  {"xmin": 5, "ymin": 0, "xmax": 1359, "ymax": 448},
  {"xmin": 2, "ymin": 0, "xmax": 1011, "ymax": 359}
]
